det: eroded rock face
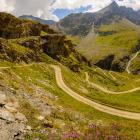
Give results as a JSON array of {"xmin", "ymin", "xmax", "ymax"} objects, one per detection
[
  {"xmin": 112, "ymin": 56, "xmax": 129, "ymax": 72},
  {"xmin": 42, "ymin": 24, "xmax": 57, "ymax": 34},
  {"xmin": 41, "ymin": 34, "xmax": 89, "ymax": 72},
  {"xmin": 42, "ymin": 34, "xmax": 70, "ymax": 58},
  {"xmin": 93, "ymin": 54, "xmax": 130, "ymax": 72}
]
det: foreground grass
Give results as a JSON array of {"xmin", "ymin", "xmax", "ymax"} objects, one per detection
[{"xmin": 0, "ymin": 62, "xmax": 140, "ymax": 139}]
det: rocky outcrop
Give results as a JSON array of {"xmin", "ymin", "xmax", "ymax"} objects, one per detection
[
  {"xmin": 41, "ymin": 34, "xmax": 89, "ymax": 72},
  {"xmin": 132, "ymin": 40, "xmax": 140, "ymax": 53},
  {"xmin": 0, "ymin": 91, "xmax": 30, "ymax": 140},
  {"xmin": 42, "ymin": 24, "xmax": 57, "ymax": 34},
  {"xmin": 0, "ymin": 12, "xmax": 59, "ymax": 39},
  {"xmin": 42, "ymin": 34, "xmax": 70, "ymax": 59},
  {"xmin": 112, "ymin": 56, "xmax": 129, "ymax": 72},
  {"xmin": 0, "ymin": 38, "xmax": 42, "ymax": 63},
  {"xmin": 0, "ymin": 33, "xmax": 89, "ymax": 71},
  {"xmin": 0, "ymin": 12, "xmax": 42, "ymax": 39},
  {"xmin": 0, "ymin": 12, "xmax": 90, "ymax": 72},
  {"xmin": 95, "ymin": 55, "xmax": 115, "ymax": 70},
  {"xmin": 94, "ymin": 55, "xmax": 130, "ymax": 72}
]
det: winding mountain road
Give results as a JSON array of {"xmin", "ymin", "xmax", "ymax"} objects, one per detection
[
  {"xmin": 1, "ymin": 64, "xmax": 140, "ymax": 120},
  {"xmin": 51, "ymin": 65, "xmax": 140, "ymax": 120},
  {"xmin": 126, "ymin": 51, "xmax": 140, "ymax": 74},
  {"xmin": 85, "ymin": 72, "xmax": 140, "ymax": 94},
  {"xmin": 0, "ymin": 63, "xmax": 35, "ymax": 70}
]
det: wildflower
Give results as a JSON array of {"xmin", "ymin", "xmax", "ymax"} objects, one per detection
[
  {"xmin": 88, "ymin": 124, "xmax": 97, "ymax": 129},
  {"xmin": 62, "ymin": 130, "xmax": 80, "ymax": 140}
]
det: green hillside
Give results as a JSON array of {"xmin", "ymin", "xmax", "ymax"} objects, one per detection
[
  {"xmin": 77, "ymin": 19, "xmax": 140, "ymax": 72},
  {"xmin": 1, "ymin": 11, "xmax": 140, "ymax": 140},
  {"xmin": 130, "ymin": 53, "xmax": 140, "ymax": 74}
]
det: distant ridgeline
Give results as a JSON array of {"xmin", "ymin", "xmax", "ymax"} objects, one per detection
[{"xmin": 19, "ymin": 15, "xmax": 55, "ymax": 25}]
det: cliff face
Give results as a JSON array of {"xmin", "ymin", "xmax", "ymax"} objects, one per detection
[
  {"xmin": 42, "ymin": 34, "xmax": 72, "ymax": 58},
  {"xmin": 41, "ymin": 34, "xmax": 89, "ymax": 71}
]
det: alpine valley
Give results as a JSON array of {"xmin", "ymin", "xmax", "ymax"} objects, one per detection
[{"xmin": 1, "ymin": 1, "xmax": 140, "ymax": 140}]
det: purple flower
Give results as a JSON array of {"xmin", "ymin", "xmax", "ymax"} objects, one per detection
[
  {"xmin": 95, "ymin": 130, "xmax": 102, "ymax": 139},
  {"xmin": 88, "ymin": 124, "xmax": 97, "ymax": 129},
  {"xmin": 111, "ymin": 123, "xmax": 121, "ymax": 131},
  {"xmin": 62, "ymin": 130, "xmax": 80, "ymax": 140}
]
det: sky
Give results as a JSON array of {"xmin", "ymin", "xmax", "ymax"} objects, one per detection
[{"xmin": 0, "ymin": 0, "xmax": 140, "ymax": 21}]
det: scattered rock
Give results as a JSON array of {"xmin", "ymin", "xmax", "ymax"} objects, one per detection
[
  {"xmin": 0, "ymin": 93, "xmax": 6, "ymax": 106},
  {"xmin": 54, "ymin": 119, "xmax": 65, "ymax": 129},
  {"xmin": 45, "ymin": 106, "xmax": 53, "ymax": 115},
  {"xmin": 0, "ymin": 109, "xmax": 15, "ymax": 122},
  {"xmin": 6, "ymin": 101, "xmax": 19, "ymax": 109},
  {"xmin": 4, "ymin": 105, "xmax": 17, "ymax": 113},
  {"xmin": 37, "ymin": 116, "xmax": 45, "ymax": 121},
  {"xmin": 15, "ymin": 112, "xmax": 27, "ymax": 122},
  {"xmin": 43, "ymin": 120, "xmax": 53, "ymax": 128},
  {"xmin": 26, "ymin": 125, "xmax": 32, "ymax": 131},
  {"xmin": 46, "ymin": 92, "xmax": 56, "ymax": 100},
  {"xmin": 0, "ymin": 119, "xmax": 28, "ymax": 140}
]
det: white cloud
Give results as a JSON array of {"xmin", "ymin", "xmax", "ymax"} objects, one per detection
[
  {"xmin": 12, "ymin": 0, "xmax": 59, "ymax": 21},
  {"xmin": 0, "ymin": 0, "xmax": 14, "ymax": 12},
  {"xmin": 0, "ymin": 0, "xmax": 59, "ymax": 21},
  {"xmin": 52, "ymin": 0, "xmax": 111, "ymax": 11},
  {"xmin": 52, "ymin": 0, "xmax": 140, "ymax": 13},
  {"xmin": 1, "ymin": 0, "xmax": 140, "ymax": 21},
  {"xmin": 118, "ymin": 0, "xmax": 140, "ymax": 10},
  {"xmin": 36, "ymin": 10, "xmax": 44, "ymax": 18}
]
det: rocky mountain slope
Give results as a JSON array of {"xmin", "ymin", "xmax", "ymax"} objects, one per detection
[
  {"xmin": 77, "ymin": 19, "xmax": 140, "ymax": 73},
  {"xmin": 54, "ymin": 1, "xmax": 140, "ymax": 36},
  {"xmin": 54, "ymin": 1, "xmax": 140, "ymax": 73},
  {"xmin": 0, "ymin": 12, "xmax": 42, "ymax": 39},
  {"xmin": 19, "ymin": 15, "xmax": 55, "ymax": 25},
  {"xmin": 0, "ymin": 12, "xmax": 89, "ymax": 72}
]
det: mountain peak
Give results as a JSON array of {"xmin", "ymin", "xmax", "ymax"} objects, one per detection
[
  {"xmin": 98, "ymin": 0, "xmax": 119, "ymax": 14},
  {"xmin": 109, "ymin": 1, "xmax": 119, "ymax": 8}
]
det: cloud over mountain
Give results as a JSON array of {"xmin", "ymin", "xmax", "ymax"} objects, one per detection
[{"xmin": 0, "ymin": 0, "xmax": 140, "ymax": 21}]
